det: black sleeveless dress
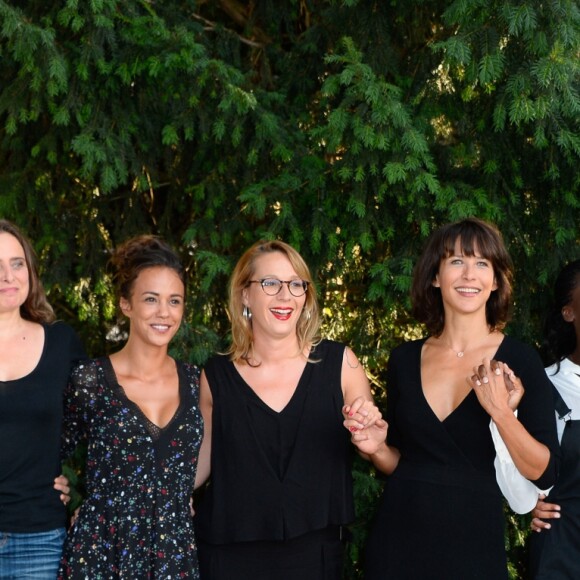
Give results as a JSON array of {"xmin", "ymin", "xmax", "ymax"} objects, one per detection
[
  {"xmin": 365, "ymin": 337, "xmax": 558, "ymax": 580},
  {"xmin": 196, "ymin": 340, "xmax": 354, "ymax": 580}
]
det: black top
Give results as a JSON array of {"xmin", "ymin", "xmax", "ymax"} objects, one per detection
[
  {"xmin": 60, "ymin": 358, "xmax": 202, "ymax": 579},
  {"xmin": 196, "ymin": 339, "xmax": 354, "ymax": 544},
  {"xmin": 0, "ymin": 322, "xmax": 85, "ymax": 532},
  {"xmin": 365, "ymin": 335, "xmax": 559, "ymax": 579}
]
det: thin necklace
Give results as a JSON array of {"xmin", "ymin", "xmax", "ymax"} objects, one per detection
[
  {"xmin": 446, "ymin": 344, "xmax": 465, "ymax": 358},
  {"xmin": 441, "ymin": 330, "xmax": 494, "ymax": 358}
]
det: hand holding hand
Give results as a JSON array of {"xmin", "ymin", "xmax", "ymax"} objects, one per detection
[
  {"xmin": 54, "ymin": 475, "xmax": 71, "ymax": 506},
  {"xmin": 531, "ymin": 494, "xmax": 561, "ymax": 532},
  {"xmin": 349, "ymin": 418, "xmax": 388, "ymax": 456},
  {"xmin": 342, "ymin": 397, "xmax": 382, "ymax": 431},
  {"xmin": 501, "ymin": 362, "xmax": 524, "ymax": 411},
  {"xmin": 468, "ymin": 358, "xmax": 522, "ymax": 418}
]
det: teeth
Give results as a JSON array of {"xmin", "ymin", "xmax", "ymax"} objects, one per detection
[
  {"xmin": 152, "ymin": 325, "xmax": 170, "ymax": 330},
  {"xmin": 456, "ymin": 288, "xmax": 479, "ymax": 293},
  {"xmin": 271, "ymin": 308, "xmax": 291, "ymax": 314}
]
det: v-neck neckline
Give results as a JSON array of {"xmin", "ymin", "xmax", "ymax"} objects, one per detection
[
  {"xmin": 102, "ymin": 356, "xmax": 185, "ymax": 440},
  {"xmin": 419, "ymin": 335, "xmax": 506, "ymax": 424},
  {"xmin": 232, "ymin": 354, "xmax": 312, "ymax": 415}
]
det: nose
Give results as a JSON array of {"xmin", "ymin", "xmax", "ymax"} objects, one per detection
[
  {"xmin": 278, "ymin": 282, "xmax": 292, "ymax": 298},
  {"xmin": 157, "ymin": 300, "xmax": 170, "ymax": 317},
  {"xmin": 462, "ymin": 262, "xmax": 475, "ymax": 279},
  {"xmin": 0, "ymin": 264, "xmax": 14, "ymax": 282}
]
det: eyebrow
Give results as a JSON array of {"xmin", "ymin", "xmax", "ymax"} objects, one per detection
[
  {"xmin": 257, "ymin": 275, "xmax": 301, "ymax": 279},
  {"xmin": 141, "ymin": 291, "xmax": 184, "ymax": 297}
]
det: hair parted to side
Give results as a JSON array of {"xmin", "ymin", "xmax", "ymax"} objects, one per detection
[
  {"xmin": 411, "ymin": 217, "xmax": 513, "ymax": 336},
  {"xmin": 109, "ymin": 235, "xmax": 185, "ymax": 301},
  {"xmin": 0, "ymin": 219, "xmax": 55, "ymax": 323},
  {"xmin": 543, "ymin": 259, "xmax": 580, "ymax": 371},
  {"xmin": 228, "ymin": 240, "xmax": 321, "ymax": 364}
]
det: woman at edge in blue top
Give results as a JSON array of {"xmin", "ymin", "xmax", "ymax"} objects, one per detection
[{"xmin": 0, "ymin": 219, "xmax": 85, "ymax": 579}]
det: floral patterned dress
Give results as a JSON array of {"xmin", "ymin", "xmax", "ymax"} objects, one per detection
[{"xmin": 59, "ymin": 357, "xmax": 202, "ymax": 579}]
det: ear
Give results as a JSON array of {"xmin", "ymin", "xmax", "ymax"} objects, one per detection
[
  {"xmin": 120, "ymin": 296, "xmax": 131, "ymax": 316},
  {"xmin": 432, "ymin": 274, "xmax": 440, "ymax": 288},
  {"xmin": 491, "ymin": 277, "xmax": 498, "ymax": 291},
  {"xmin": 562, "ymin": 307, "xmax": 575, "ymax": 323},
  {"xmin": 242, "ymin": 287, "xmax": 250, "ymax": 307}
]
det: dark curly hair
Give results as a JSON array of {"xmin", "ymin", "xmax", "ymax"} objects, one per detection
[{"xmin": 109, "ymin": 235, "xmax": 185, "ymax": 301}]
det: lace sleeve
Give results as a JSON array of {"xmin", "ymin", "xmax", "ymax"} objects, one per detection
[{"xmin": 61, "ymin": 359, "xmax": 100, "ymax": 460}]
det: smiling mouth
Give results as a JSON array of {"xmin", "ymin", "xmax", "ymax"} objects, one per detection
[
  {"xmin": 270, "ymin": 308, "xmax": 293, "ymax": 319},
  {"xmin": 455, "ymin": 287, "xmax": 480, "ymax": 294},
  {"xmin": 151, "ymin": 324, "xmax": 171, "ymax": 331}
]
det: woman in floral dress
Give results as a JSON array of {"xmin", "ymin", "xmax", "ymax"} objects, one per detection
[{"xmin": 59, "ymin": 235, "xmax": 208, "ymax": 579}]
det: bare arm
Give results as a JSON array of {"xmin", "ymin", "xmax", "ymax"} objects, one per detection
[
  {"xmin": 194, "ymin": 370, "xmax": 212, "ymax": 490},
  {"xmin": 341, "ymin": 346, "xmax": 382, "ymax": 428}
]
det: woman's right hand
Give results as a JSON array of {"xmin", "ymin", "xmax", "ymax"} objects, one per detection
[{"xmin": 531, "ymin": 494, "xmax": 561, "ymax": 532}]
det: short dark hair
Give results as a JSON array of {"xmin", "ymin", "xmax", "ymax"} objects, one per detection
[
  {"xmin": 0, "ymin": 219, "xmax": 55, "ymax": 323},
  {"xmin": 109, "ymin": 235, "xmax": 185, "ymax": 301},
  {"xmin": 411, "ymin": 218, "xmax": 513, "ymax": 336}
]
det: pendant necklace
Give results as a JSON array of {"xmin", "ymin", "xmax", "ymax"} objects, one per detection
[
  {"xmin": 442, "ymin": 330, "xmax": 495, "ymax": 358},
  {"xmin": 448, "ymin": 345, "xmax": 465, "ymax": 358}
]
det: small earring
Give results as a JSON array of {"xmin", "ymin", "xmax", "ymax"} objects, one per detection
[
  {"xmin": 243, "ymin": 305, "xmax": 252, "ymax": 321},
  {"xmin": 303, "ymin": 309, "xmax": 311, "ymax": 321}
]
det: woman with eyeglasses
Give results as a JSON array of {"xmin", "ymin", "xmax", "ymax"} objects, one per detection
[{"xmin": 195, "ymin": 239, "xmax": 380, "ymax": 580}]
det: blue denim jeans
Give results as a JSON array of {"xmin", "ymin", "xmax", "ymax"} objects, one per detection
[{"xmin": 0, "ymin": 527, "xmax": 66, "ymax": 579}]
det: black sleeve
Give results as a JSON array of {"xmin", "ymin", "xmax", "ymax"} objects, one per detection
[{"xmin": 502, "ymin": 339, "xmax": 560, "ymax": 489}]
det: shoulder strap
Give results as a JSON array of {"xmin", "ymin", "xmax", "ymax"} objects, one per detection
[{"xmin": 552, "ymin": 384, "xmax": 572, "ymax": 421}]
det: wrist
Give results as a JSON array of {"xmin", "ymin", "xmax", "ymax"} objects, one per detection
[{"xmin": 490, "ymin": 405, "xmax": 517, "ymax": 426}]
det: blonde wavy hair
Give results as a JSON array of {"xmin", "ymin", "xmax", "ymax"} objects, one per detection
[{"xmin": 227, "ymin": 240, "xmax": 321, "ymax": 364}]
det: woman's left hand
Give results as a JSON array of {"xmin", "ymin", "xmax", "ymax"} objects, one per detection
[
  {"xmin": 54, "ymin": 474, "xmax": 71, "ymax": 506},
  {"xmin": 342, "ymin": 397, "xmax": 382, "ymax": 431}
]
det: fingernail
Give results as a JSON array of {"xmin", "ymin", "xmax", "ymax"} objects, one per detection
[
  {"xmin": 495, "ymin": 368, "xmax": 501, "ymax": 375},
  {"xmin": 482, "ymin": 377, "xmax": 489, "ymax": 384},
  {"xmin": 349, "ymin": 412, "xmax": 354, "ymax": 417}
]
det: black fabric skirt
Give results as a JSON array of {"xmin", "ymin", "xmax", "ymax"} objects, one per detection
[{"xmin": 198, "ymin": 526, "xmax": 345, "ymax": 580}]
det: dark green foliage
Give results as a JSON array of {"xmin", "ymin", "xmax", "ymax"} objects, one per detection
[{"xmin": 1, "ymin": 0, "xmax": 579, "ymax": 577}]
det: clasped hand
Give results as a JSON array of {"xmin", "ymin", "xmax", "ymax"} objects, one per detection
[
  {"xmin": 342, "ymin": 397, "xmax": 387, "ymax": 455},
  {"xmin": 468, "ymin": 358, "xmax": 524, "ymax": 416}
]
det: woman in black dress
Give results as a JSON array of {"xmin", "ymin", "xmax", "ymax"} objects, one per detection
[
  {"xmin": 195, "ymin": 239, "xmax": 380, "ymax": 580},
  {"xmin": 59, "ymin": 235, "xmax": 206, "ymax": 579},
  {"xmin": 354, "ymin": 218, "xmax": 559, "ymax": 579}
]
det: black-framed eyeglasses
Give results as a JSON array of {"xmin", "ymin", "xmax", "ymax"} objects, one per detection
[{"xmin": 248, "ymin": 278, "xmax": 309, "ymax": 297}]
